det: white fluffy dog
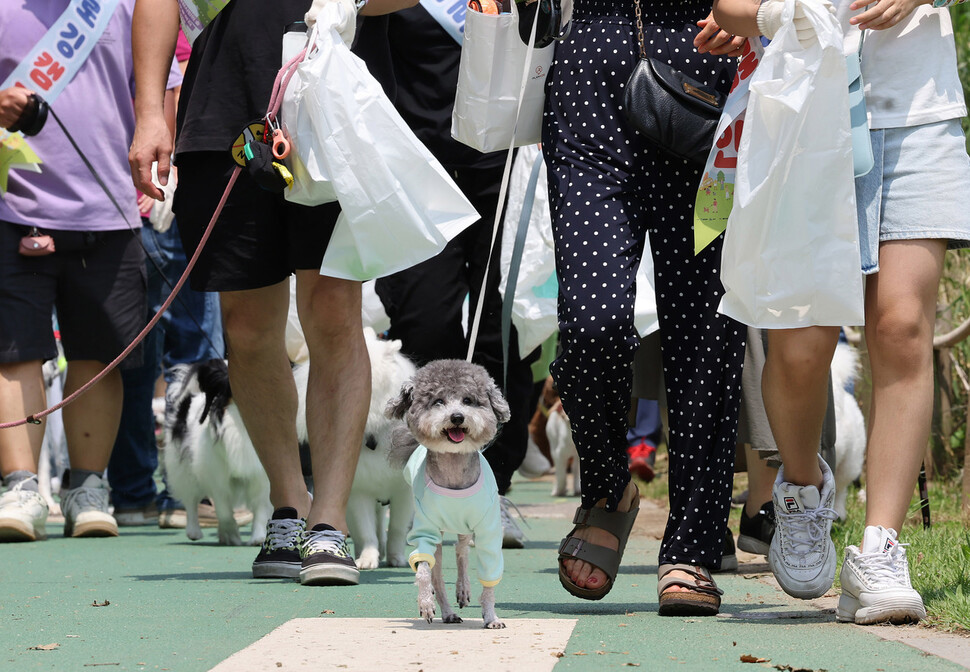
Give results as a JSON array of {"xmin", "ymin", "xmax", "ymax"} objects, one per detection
[
  {"xmin": 545, "ymin": 400, "xmax": 581, "ymax": 497},
  {"xmin": 831, "ymin": 341, "xmax": 867, "ymax": 520},
  {"xmin": 386, "ymin": 359, "xmax": 511, "ymax": 629},
  {"xmin": 325, "ymin": 332, "xmax": 416, "ymax": 569},
  {"xmin": 164, "ymin": 359, "xmax": 273, "ymax": 546}
]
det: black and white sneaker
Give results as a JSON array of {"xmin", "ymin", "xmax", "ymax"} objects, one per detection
[
  {"xmin": 738, "ymin": 500, "xmax": 775, "ymax": 556},
  {"xmin": 300, "ymin": 524, "xmax": 360, "ymax": 586},
  {"xmin": 252, "ymin": 507, "xmax": 305, "ymax": 579}
]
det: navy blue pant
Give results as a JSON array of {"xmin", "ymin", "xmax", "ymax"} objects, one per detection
[{"xmin": 543, "ymin": 0, "xmax": 745, "ymax": 569}]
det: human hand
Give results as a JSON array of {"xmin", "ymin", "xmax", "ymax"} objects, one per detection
[
  {"xmin": 0, "ymin": 86, "xmax": 34, "ymax": 130},
  {"xmin": 757, "ymin": 0, "xmax": 834, "ymax": 48},
  {"xmin": 128, "ymin": 112, "xmax": 173, "ymax": 201},
  {"xmin": 305, "ymin": 0, "xmax": 358, "ymax": 46},
  {"xmin": 849, "ymin": 0, "xmax": 925, "ymax": 31},
  {"xmin": 696, "ymin": 14, "xmax": 747, "ymax": 57}
]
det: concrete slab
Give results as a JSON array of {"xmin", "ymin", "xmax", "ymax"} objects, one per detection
[{"xmin": 209, "ymin": 618, "xmax": 577, "ymax": 672}]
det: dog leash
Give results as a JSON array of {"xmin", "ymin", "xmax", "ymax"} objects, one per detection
[{"xmin": 0, "ymin": 49, "xmax": 308, "ymax": 431}]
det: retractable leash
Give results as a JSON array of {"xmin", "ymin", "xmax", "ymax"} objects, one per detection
[{"xmin": 0, "ymin": 49, "xmax": 307, "ymax": 431}]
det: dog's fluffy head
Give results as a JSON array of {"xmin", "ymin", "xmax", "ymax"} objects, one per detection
[
  {"xmin": 165, "ymin": 359, "xmax": 232, "ymax": 449},
  {"xmin": 385, "ymin": 359, "xmax": 510, "ymax": 456}
]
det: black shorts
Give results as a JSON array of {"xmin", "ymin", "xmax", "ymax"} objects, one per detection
[
  {"xmin": 0, "ymin": 222, "xmax": 146, "ymax": 368},
  {"xmin": 173, "ymin": 152, "xmax": 340, "ymax": 292}
]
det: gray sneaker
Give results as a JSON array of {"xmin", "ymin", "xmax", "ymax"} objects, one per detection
[
  {"xmin": 61, "ymin": 473, "xmax": 118, "ymax": 538},
  {"xmin": 768, "ymin": 457, "xmax": 838, "ymax": 599},
  {"xmin": 0, "ymin": 478, "xmax": 48, "ymax": 542},
  {"xmin": 500, "ymin": 496, "xmax": 526, "ymax": 549}
]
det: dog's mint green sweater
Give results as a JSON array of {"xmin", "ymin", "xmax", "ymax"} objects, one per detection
[{"xmin": 404, "ymin": 445, "xmax": 503, "ymax": 587}]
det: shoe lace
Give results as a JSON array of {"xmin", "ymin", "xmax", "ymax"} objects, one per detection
[
  {"xmin": 303, "ymin": 528, "xmax": 350, "ymax": 558},
  {"xmin": 264, "ymin": 518, "xmax": 304, "ymax": 551},
  {"xmin": 856, "ymin": 548, "xmax": 905, "ymax": 587},
  {"xmin": 779, "ymin": 506, "xmax": 838, "ymax": 557},
  {"xmin": 62, "ymin": 485, "xmax": 107, "ymax": 511},
  {"xmin": 500, "ymin": 496, "xmax": 529, "ymax": 535}
]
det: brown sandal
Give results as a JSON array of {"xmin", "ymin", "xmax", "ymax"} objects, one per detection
[
  {"xmin": 557, "ymin": 492, "xmax": 640, "ymax": 601},
  {"xmin": 657, "ymin": 564, "xmax": 723, "ymax": 616}
]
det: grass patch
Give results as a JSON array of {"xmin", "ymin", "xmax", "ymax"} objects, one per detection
[{"xmin": 634, "ymin": 446, "xmax": 970, "ymax": 632}]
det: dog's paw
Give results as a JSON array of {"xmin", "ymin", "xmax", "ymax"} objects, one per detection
[
  {"xmin": 356, "ymin": 548, "xmax": 380, "ymax": 570},
  {"xmin": 185, "ymin": 526, "xmax": 204, "ymax": 541},
  {"xmin": 442, "ymin": 613, "xmax": 463, "ymax": 624},
  {"xmin": 218, "ymin": 530, "xmax": 244, "ymax": 546},
  {"xmin": 551, "ymin": 487, "xmax": 565, "ymax": 497},
  {"xmin": 249, "ymin": 534, "xmax": 266, "ymax": 547},
  {"xmin": 419, "ymin": 597, "xmax": 436, "ymax": 624},
  {"xmin": 456, "ymin": 579, "xmax": 471, "ymax": 608},
  {"xmin": 484, "ymin": 619, "xmax": 506, "ymax": 629},
  {"xmin": 386, "ymin": 553, "xmax": 409, "ymax": 568}
]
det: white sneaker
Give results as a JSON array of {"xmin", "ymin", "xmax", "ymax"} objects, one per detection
[
  {"xmin": 0, "ymin": 479, "xmax": 49, "ymax": 542},
  {"xmin": 837, "ymin": 526, "xmax": 926, "ymax": 624},
  {"xmin": 768, "ymin": 457, "xmax": 838, "ymax": 599},
  {"xmin": 517, "ymin": 438, "xmax": 551, "ymax": 479},
  {"xmin": 500, "ymin": 496, "xmax": 526, "ymax": 549},
  {"xmin": 61, "ymin": 473, "xmax": 118, "ymax": 538}
]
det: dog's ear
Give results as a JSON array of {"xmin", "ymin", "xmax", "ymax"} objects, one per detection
[
  {"xmin": 487, "ymin": 382, "xmax": 511, "ymax": 425},
  {"xmin": 385, "ymin": 380, "xmax": 414, "ymax": 420}
]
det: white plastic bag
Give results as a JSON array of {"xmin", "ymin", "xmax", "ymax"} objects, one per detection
[
  {"xmin": 451, "ymin": 2, "xmax": 555, "ymax": 153},
  {"xmin": 285, "ymin": 11, "xmax": 480, "ymax": 280},
  {"xmin": 718, "ymin": 0, "xmax": 864, "ymax": 328},
  {"xmin": 500, "ymin": 146, "xmax": 659, "ymax": 355},
  {"xmin": 281, "ymin": 30, "xmax": 337, "ymax": 207}
]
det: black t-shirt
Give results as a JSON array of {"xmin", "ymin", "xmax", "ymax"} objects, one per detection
[
  {"xmin": 175, "ymin": 0, "xmax": 311, "ymax": 157},
  {"xmin": 381, "ymin": 6, "xmax": 503, "ymax": 171}
]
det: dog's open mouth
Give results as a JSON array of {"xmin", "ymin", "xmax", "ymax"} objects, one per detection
[{"xmin": 445, "ymin": 427, "xmax": 467, "ymax": 443}]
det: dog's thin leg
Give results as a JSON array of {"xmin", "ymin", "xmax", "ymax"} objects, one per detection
[
  {"xmin": 347, "ymin": 492, "xmax": 380, "ymax": 569},
  {"xmin": 385, "ymin": 493, "xmax": 413, "ymax": 568},
  {"xmin": 455, "ymin": 534, "xmax": 472, "ymax": 609},
  {"xmin": 432, "ymin": 543, "xmax": 460, "ymax": 623},
  {"xmin": 185, "ymin": 500, "xmax": 203, "ymax": 541},
  {"xmin": 415, "ymin": 561, "xmax": 436, "ymax": 624},
  {"xmin": 480, "ymin": 586, "xmax": 505, "ymax": 629}
]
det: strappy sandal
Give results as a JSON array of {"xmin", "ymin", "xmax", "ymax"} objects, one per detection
[
  {"xmin": 657, "ymin": 563, "xmax": 724, "ymax": 616},
  {"xmin": 557, "ymin": 493, "xmax": 640, "ymax": 601}
]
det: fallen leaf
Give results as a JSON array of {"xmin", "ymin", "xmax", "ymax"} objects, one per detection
[
  {"xmin": 28, "ymin": 643, "xmax": 59, "ymax": 651},
  {"xmin": 741, "ymin": 654, "xmax": 769, "ymax": 663},
  {"xmin": 321, "ymin": 610, "xmax": 335, "ymax": 615},
  {"xmin": 619, "ymin": 623, "xmax": 628, "ymax": 627},
  {"xmin": 91, "ymin": 600, "xmax": 110, "ymax": 607},
  {"xmin": 624, "ymin": 664, "xmax": 641, "ymax": 668},
  {"xmin": 596, "ymin": 651, "xmax": 606, "ymax": 655},
  {"xmin": 276, "ymin": 663, "xmax": 282, "ymax": 668},
  {"xmin": 551, "ymin": 652, "xmax": 564, "ymax": 658},
  {"xmin": 573, "ymin": 651, "xmax": 587, "ymax": 656}
]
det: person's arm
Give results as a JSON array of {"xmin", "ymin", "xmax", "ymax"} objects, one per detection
[
  {"xmin": 712, "ymin": 0, "xmax": 763, "ymax": 37},
  {"xmin": 128, "ymin": 0, "xmax": 180, "ymax": 200},
  {"xmin": 0, "ymin": 86, "xmax": 34, "ymax": 130},
  {"xmin": 848, "ymin": 0, "xmax": 933, "ymax": 31},
  {"xmin": 695, "ymin": 11, "xmax": 748, "ymax": 56},
  {"xmin": 360, "ymin": 0, "xmax": 421, "ymax": 16}
]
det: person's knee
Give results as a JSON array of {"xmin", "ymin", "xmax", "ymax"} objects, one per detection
[
  {"xmin": 868, "ymin": 306, "xmax": 930, "ymax": 361},
  {"xmin": 222, "ymin": 308, "xmax": 280, "ymax": 356},
  {"xmin": 766, "ymin": 334, "xmax": 833, "ymax": 384}
]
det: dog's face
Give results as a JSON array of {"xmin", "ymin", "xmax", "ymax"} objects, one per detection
[{"xmin": 386, "ymin": 360, "xmax": 511, "ymax": 455}]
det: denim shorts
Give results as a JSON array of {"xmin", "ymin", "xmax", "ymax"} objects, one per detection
[{"xmin": 855, "ymin": 119, "xmax": 970, "ymax": 274}]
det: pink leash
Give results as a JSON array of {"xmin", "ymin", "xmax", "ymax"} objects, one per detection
[{"xmin": 0, "ymin": 47, "xmax": 309, "ymax": 430}]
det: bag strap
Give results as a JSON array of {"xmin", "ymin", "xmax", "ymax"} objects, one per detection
[
  {"xmin": 632, "ymin": 0, "xmax": 646, "ymax": 58},
  {"xmin": 500, "ymin": 151, "xmax": 545, "ymax": 388},
  {"xmin": 465, "ymin": 3, "xmax": 543, "ymax": 364}
]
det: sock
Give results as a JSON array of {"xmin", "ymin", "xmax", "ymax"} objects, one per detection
[
  {"xmin": 67, "ymin": 468, "xmax": 102, "ymax": 489},
  {"xmin": 2, "ymin": 470, "xmax": 39, "ymax": 491}
]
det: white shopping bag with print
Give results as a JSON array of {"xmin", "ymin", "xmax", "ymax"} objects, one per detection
[
  {"xmin": 288, "ymin": 8, "xmax": 480, "ymax": 280},
  {"xmin": 452, "ymin": 2, "xmax": 555, "ymax": 152},
  {"xmin": 719, "ymin": 0, "xmax": 864, "ymax": 328}
]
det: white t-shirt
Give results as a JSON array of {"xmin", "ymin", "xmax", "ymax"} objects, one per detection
[{"xmin": 837, "ymin": 2, "xmax": 966, "ymax": 129}]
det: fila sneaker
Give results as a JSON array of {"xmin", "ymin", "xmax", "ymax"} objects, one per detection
[
  {"xmin": 768, "ymin": 457, "xmax": 838, "ymax": 599},
  {"xmin": 837, "ymin": 526, "xmax": 926, "ymax": 624}
]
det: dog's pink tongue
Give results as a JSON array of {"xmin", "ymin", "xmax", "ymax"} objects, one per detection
[{"xmin": 447, "ymin": 428, "xmax": 465, "ymax": 443}]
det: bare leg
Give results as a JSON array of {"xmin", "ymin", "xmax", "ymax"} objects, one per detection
[
  {"xmin": 62, "ymin": 361, "xmax": 123, "ymax": 473},
  {"xmin": 763, "ymin": 327, "xmax": 841, "ymax": 488},
  {"xmin": 295, "ymin": 271, "xmax": 369, "ymax": 532},
  {"xmin": 864, "ymin": 240, "xmax": 946, "ymax": 533},
  {"xmin": 220, "ymin": 282, "xmax": 310, "ymax": 517},
  {"xmin": 744, "ymin": 444, "xmax": 777, "ymax": 517},
  {"xmin": 0, "ymin": 361, "xmax": 45, "ymax": 476}
]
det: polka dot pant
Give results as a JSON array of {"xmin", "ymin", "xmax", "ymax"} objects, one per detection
[{"xmin": 542, "ymin": 0, "xmax": 746, "ymax": 569}]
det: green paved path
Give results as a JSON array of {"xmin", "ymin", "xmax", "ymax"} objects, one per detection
[{"xmin": 1, "ymin": 479, "xmax": 965, "ymax": 671}]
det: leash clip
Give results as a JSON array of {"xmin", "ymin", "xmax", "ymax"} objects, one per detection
[{"xmin": 267, "ymin": 118, "xmax": 291, "ymax": 160}]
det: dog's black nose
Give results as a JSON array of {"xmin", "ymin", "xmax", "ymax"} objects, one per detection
[{"xmin": 450, "ymin": 413, "xmax": 464, "ymax": 426}]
